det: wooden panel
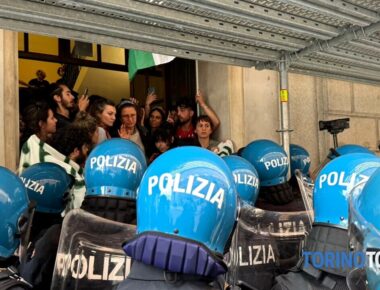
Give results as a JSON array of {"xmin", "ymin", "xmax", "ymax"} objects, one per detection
[{"xmin": 0, "ymin": 30, "xmax": 19, "ymax": 170}]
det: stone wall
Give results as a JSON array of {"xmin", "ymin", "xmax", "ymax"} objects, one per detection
[{"xmin": 198, "ymin": 62, "xmax": 380, "ymax": 171}]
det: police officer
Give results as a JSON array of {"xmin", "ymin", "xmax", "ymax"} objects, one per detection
[
  {"xmin": 0, "ymin": 166, "xmax": 33, "ymax": 289},
  {"xmin": 18, "ymin": 162, "xmax": 73, "ymax": 290},
  {"xmin": 82, "ymin": 138, "xmax": 147, "ymax": 224},
  {"xmin": 116, "ymin": 146, "xmax": 238, "ymax": 289},
  {"xmin": 223, "ymin": 155, "xmax": 266, "ymax": 290},
  {"xmin": 348, "ymin": 166, "xmax": 380, "ymax": 290},
  {"xmin": 227, "ymin": 142, "xmax": 309, "ymax": 290},
  {"xmin": 242, "ymin": 139, "xmax": 294, "ymax": 206},
  {"xmin": 272, "ymin": 153, "xmax": 380, "ymax": 290},
  {"xmin": 19, "ymin": 162, "xmax": 73, "ymax": 242},
  {"xmin": 223, "ymin": 155, "xmax": 260, "ymax": 205},
  {"xmin": 312, "ymin": 144, "xmax": 375, "ymax": 181},
  {"xmin": 328, "ymin": 144, "xmax": 375, "ymax": 160},
  {"xmin": 289, "ymin": 144, "xmax": 311, "ymax": 178},
  {"xmin": 289, "ymin": 144, "xmax": 312, "ymax": 194},
  {"xmin": 47, "ymin": 138, "xmax": 146, "ymax": 289}
]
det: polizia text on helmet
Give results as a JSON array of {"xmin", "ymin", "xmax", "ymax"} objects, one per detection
[{"xmin": 148, "ymin": 173, "xmax": 225, "ymax": 209}]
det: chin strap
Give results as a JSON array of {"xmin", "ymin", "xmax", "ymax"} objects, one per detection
[
  {"xmin": 303, "ymin": 225, "xmax": 350, "ymax": 277},
  {"xmin": 123, "ymin": 232, "xmax": 227, "ymax": 278},
  {"xmin": 81, "ymin": 196, "xmax": 137, "ymax": 224}
]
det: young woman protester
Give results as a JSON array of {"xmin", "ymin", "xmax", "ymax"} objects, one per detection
[
  {"xmin": 88, "ymin": 96, "xmax": 117, "ymax": 144},
  {"xmin": 21, "ymin": 101, "xmax": 57, "ymax": 145}
]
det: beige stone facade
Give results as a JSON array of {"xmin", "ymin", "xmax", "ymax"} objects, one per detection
[{"xmin": 199, "ymin": 62, "xmax": 380, "ymax": 172}]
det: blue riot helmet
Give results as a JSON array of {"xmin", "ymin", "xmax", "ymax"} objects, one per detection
[
  {"xmin": 124, "ymin": 147, "xmax": 238, "ymax": 277},
  {"xmin": 223, "ymin": 155, "xmax": 260, "ymax": 205},
  {"xmin": 137, "ymin": 146, "xmax": 237, "ymax": 254},
  {"xmin": 19, "ymin": 162, "xmax": 73, "ymax": 214},
  {"xmin": 241, "ymin": 139, "xmax": 289, "ymax": 186},
  {"xmin": 328, "ymin": 144, "xmax": 375, "ymax": 160},
  {"xmin": 314, "ymin": 153, "xmax": 380, "ymax": 229},
  {"xmin": 242, "ymin": 139, "xmax": 293, "ymax": 205},
  {"xmin": 84, "ymin": 138, "xmax": 147, "ymax": 199},
  {"xmin": 350, "ymin": 167, "xmax": 380, "ymax": 290},
  {"xmin": 0, "ymin": 166, "xmax": 30, "ymax": 258},
  {"xmin": 290, "ymin": 144, "xmax": 311, "ymax": 176}
]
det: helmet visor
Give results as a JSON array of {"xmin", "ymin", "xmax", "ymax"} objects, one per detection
[{"xmin": 349, "ymin": 182, "xmax": 380, "ymax": 289}]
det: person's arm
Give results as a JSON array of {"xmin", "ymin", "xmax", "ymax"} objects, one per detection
[
  {"xmin": 195, "ymin": 90, "xmax": 220, "ymax": 131},
  {"xmin": 144, "ymin": 92, "xmax": 158, "ymax": 119},
  {"xmin": 140, "ymin": 107, "xmax": 146, "ymax": 127},
  {"xmin": 77, "ymin": 94, "xmax": 90, "ymax": 112}
]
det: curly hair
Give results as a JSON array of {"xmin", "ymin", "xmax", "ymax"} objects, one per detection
[
  {"xmin": 73, "ymin": 111, "xmax": 98, "ymax": 137},
  {"xmin": 50, "ymin": 112, "xmax": 96, "ymax": 156},
  {"xmin": 51, "ymin": 124, "xmax": 92, "ymax": 157}
]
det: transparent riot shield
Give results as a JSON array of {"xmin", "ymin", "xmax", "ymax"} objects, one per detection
[
  {"xmin": 227, "ymin": 205, "xmax": 312, "ymax": 290},
  {"xmin": 51, "ymin": 209, "xmax": 135, "ymax": 290},
  {"xmin": 346, "ymin": 268, "xmax": 368, "ymax": 290},
  {"xmin": 295, "ymin": 169, "xmax": 314, "ymax": 225},
  {"xmin": 348, "ymin": 181, "xmax": 379, "ymax": 290}
]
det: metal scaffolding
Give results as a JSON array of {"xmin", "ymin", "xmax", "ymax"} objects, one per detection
[{"xmin": 0, "ymin": 0, "xmax": 379, "ymax": 84}]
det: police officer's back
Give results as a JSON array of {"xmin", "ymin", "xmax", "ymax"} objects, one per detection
[
  {"xmin": 0, "ymin": 167, "xmax": 33, "ymax": 289},
  {"xmin": 116, "ymin": 147, "xmax": 239, "ymax": 289},
  {"xmin": 272, "ymin": 153, "xmax": 380, "ymax": 290},
  {"xmin": 17, "ymin": 163, "xmax": 73, "ymax": 290},
  {"xmin": 81, "ymin": 138, "xmax": 147, "ymax": 224}
]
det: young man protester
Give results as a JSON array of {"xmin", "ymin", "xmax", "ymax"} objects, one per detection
[
  {"xmin": 49, "ymin": 83, "xmax": 90, "ymax": 131},
  {"xmin": 175, "ymin": 90, "xmax": 220, "ymax": 146},
  {"xmin": 18, "ymin": 112, "xmax": 98, "ymax": 212}
]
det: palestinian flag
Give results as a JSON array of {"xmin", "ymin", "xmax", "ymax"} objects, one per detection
[{"xmin": 128, "ymin": 50, "xmax": 175, "ymax": 80}]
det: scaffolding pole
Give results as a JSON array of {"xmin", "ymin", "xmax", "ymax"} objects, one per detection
[{"xmin": 278, "ymin": 55, "xmax": 291, "ymax": 180}]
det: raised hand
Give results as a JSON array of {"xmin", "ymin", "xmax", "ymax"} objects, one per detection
[
  {"xmin": 118, "ymin": 124, "xmax": 132, "ymax": 139},
  {"xmin": 78, "ymin": 94, "xmax": 90, "ymax": 112},
  {"xmin": 195, "ymin": 90, "xmax": 206, "ymax": 107},
  {"xmin": 145, "ymin": 92, "xmax": 158, "ymax": 107}
]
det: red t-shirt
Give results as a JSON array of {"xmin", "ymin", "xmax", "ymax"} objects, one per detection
[{"xmin": 176, "ymin": 125, "xmax": 195, "ymax": 140}]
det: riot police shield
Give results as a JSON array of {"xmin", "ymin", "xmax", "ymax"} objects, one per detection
[
  {"xmin": 346, "ymin": 268, "xmax": 367, "ymax": 290},
  {"xmin": 227, "ymin": 205, "xmax": 312, "ymax": 290},
  {"xmin": 51, "ymin": 209, "xmax": 135, "ymax": 290},
  {"xmin": 295, "ymin": 169, "xmax": 314, "ymax": 224}
]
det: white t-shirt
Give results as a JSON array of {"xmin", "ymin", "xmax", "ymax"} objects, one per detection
[
  {"xmin": 97, "ymin": 127, "xmax": 108, "ymax": 144},
  {"xmin": 129, "ymin": 129, "xmax": 145, "ymax": 154}
]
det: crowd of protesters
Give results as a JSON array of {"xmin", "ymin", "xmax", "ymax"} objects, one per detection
[{"xmin": 19, "ymin": 79, "xmax": 233, "ymax": 169}]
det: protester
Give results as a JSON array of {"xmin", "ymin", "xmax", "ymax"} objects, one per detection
[
  {"xmin": 175, "ymin": 91, "xmax": 220, "ymax": 146},
  {"xmin": 88, "ymin": 96, "xmax": 116, "ymax": 143},
  {"xmin": 28, "ymin": 69, "xmax": 49, "ymax": 89},
  {"xmin": 49, "ymin": 83, "xmax": 89, "ymax": 131},
  {"xmin": 117, "ymin": 99, "xmax": 148, "ymax": 154},
  {"xmin": 148, "ymin": 128, "xmax": 175, "ymax": 163},
  {"xmin": 21, "ymin": 102, "xmax": 57, "ymax": 145}
]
